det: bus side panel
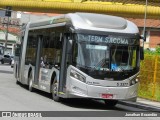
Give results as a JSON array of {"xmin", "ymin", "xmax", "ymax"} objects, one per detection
[
  {"xmin": 23, "ymin": 64, "xmax": 34, "ymax": 85},
  {"xmin": 34, "ymin": 67, "xmax": 62, "ymax": 94}
]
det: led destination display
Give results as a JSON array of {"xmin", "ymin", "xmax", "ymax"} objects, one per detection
[{"xmin": 77, "ymin": 34, "xmax": 138, "ymax": 45}]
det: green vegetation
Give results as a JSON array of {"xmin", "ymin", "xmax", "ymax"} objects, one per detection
[
  {"xmin": 138, "ymin": 47, "xmax": 160, "ymax": 102},
  {"xmin": 144, "ymin": 46, "xmax": 160, "ymax": 55}
]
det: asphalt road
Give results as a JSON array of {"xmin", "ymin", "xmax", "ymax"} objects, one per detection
[{"xmin": 0, "ymin": 64, "xmax": 159, "ymax": 119}]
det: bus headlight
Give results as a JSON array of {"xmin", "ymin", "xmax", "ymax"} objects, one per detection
[
  {"xmin": 130, "ymin": 78, "xmax": 139, "ymax": 86},
  {"xmin": 70, "ymin": 69, "xmax": 86, "ymax": 83}
]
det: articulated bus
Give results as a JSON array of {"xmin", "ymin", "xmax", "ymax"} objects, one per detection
[{"xmin": 14, "ymin": 13, "xmax": 144, "ymax": 107}]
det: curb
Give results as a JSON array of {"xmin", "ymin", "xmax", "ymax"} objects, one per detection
[{"xmin": 118, "ymin": 101, "xmax": 160, "ymax": 112}]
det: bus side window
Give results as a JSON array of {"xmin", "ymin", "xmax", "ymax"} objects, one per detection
[
  {"xmin": 25, "ymin": 34, "xmax": 37, "ymax": 65},
  {"xmin": 54, "ymin": 33, "xmax": 62, "ymax": 68},
  {"xmin": 40, "ymin": 30, "xmax": 63, "ymax": 69}
]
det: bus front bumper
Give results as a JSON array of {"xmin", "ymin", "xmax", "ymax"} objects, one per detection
[{"xmin": 67, "ymin": 80, "xmax": 138, "ymax": 101}]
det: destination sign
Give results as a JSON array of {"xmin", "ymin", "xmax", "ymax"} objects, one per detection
[{"xmin": 77, "ymin": 34, "xmax": 138, "ymax": 45}]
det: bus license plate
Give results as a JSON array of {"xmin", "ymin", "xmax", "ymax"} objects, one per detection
[{"xmin": 101, "ymin": 94, "xmax": 113, "ymax": 99}]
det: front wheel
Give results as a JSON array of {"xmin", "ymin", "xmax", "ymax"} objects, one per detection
[
  {"xmin": 28, "ymin": 72, "xmax": 34, "ymax": 92},
  {"xmin": 52, "ymin": 78, "xmax": 61, "ymax": 102},
  {"xmin": 104, "ymin": 100, "xmax": 118, "ymax": 107}
]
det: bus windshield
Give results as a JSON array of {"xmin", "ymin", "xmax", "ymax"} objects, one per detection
[
  {"xmin": 73, "ymin": 34, "xmax": 139, "ymax": 72},
  {"xmin": 111, "ymin": 45, "xmax": 138, "ymax": 71},
  {"xmin": 73, "ymin": 42, "xmax": 110, "ymax": 70}
]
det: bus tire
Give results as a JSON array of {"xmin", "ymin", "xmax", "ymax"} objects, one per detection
[
  {"xmin": 52, "ymin": 78, "xmax": 61, "ymax": 102},
  {"xmin": 28, "ymin": 72, "xmax": 34, "ymax": 92},
  {"xmin": 104, "ymin": 100, "xmax": 118, "ymax": 107}
]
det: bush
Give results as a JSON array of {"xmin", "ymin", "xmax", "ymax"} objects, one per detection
[
  {"xmin": 156, "ymin": 46, "xmax": 160, "ymax": 55},
  {"xmin": 144, "ymin": 47, "xmax": 160, "ymax": 55},
  {"xmin": 144, "ymin": 49, "xmax": 155, "ymax": 55}
]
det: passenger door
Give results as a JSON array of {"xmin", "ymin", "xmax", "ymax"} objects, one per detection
[
  {"xmin": 34, "ymin": 35, "xmax": 43, "ymax": 85},
  {"xmin": 39, "ymin": 31, "xmax": 63, "ymax": 92},
  {"xmin": 59, "ymin": 33, "xmax": 70, "ymax": 94}
]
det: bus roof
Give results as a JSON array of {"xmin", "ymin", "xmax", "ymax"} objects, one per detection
[
  {"xmin": 28, "ymin": 12, "xmax": 139, "ymax": 34},
  {"xmin": 67, "ymin": 13, "xmax": 127, "ymax": 29}
]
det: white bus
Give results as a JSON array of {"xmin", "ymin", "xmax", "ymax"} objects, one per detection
[{"xmin": 14, "ymin": 13, "xmax": 144, "ymax": 107}]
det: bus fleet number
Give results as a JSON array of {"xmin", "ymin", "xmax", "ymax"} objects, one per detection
[{"xmin": 117, "ymin": 82, "xmax": 128, "ymax": 87}]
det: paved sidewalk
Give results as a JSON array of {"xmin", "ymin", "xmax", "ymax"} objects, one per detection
[
  {"xmin": 137, "ymin": 98, "xmax": 160, "ymax": 108},
  {"xmin": 118, "ymin": 97, "xmax": 160, "ymax": 111}
]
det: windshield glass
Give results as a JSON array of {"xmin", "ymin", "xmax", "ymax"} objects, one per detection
[
  {"xmin": 111, "ymin": 46, "xmax": 138, "ymax": 71},
  {"xmin": 73, "ymin": 34, "xmax": 139, "ymax": 72},
  {"xmin": 73, "ymin": 42, "xmax": 110, "ymax": 71},
  {"xmin": 72, "ymin": 33, "xmax": 139, "ymax": 80}
]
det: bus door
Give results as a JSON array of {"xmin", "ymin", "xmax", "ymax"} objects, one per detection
[
  {"xmin": 59, "ymin": 33, "xmax": 70, "ymax": 94},
  {"xmin": 38, "ymin": 35, "xmax": 52, "ymax": 91},
  {"xmin": 34, "ymin": 35, "xmax": 43, "ymax": 85}
]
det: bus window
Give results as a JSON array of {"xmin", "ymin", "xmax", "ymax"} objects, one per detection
[
  {"xmin": 25, "ymin": 31, "xmax": 37, "ymax": 65},
  {"xmin": 54, "ymin": 32, "xmax": 63, "ymax": 69},
  {"xmin": 111, "ymin": 45, "xmax": 138, "ymax": 71},
  {"xmin": 40, "ymin": 30, "xmax": 63, "ymax": 69}
]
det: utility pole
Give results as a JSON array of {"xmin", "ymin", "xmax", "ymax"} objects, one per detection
[
  {"xmin": 4, "ymin": 6, "xmax": 12, "ymax": 55},
  {"xmin": 4, "ymin": 16, "xmax": 9, "ymax": 54}
]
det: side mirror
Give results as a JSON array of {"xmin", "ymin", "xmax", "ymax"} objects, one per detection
[{"xmin": 140, "ymin": 47, "xmax": 144, "ymax": 60}]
